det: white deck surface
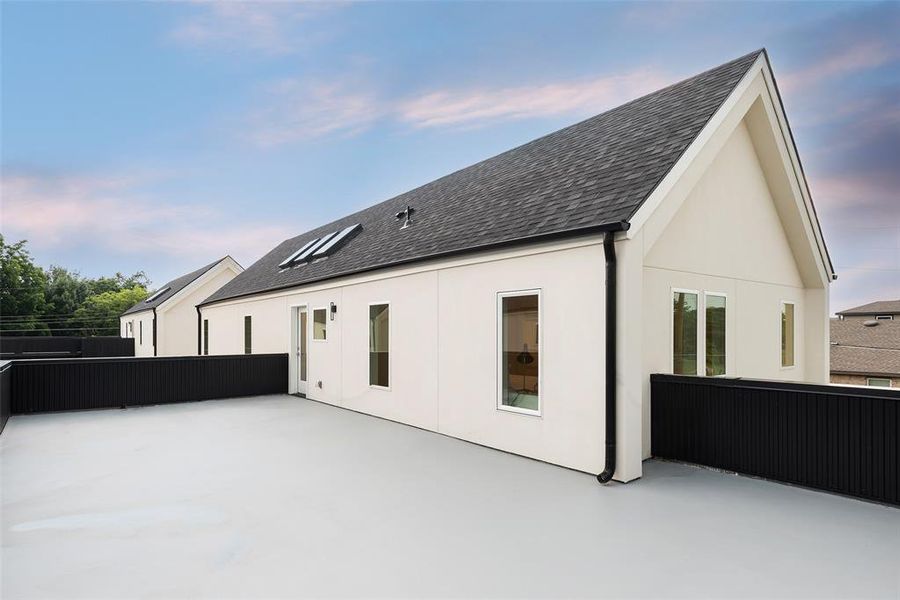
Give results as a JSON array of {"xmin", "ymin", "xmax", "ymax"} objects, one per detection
[{"xmin": 2, "ymin": 395, "xmax": 898, "ymax": 599}]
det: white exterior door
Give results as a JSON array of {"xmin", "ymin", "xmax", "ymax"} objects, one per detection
[{"xmin": 297, "ymin": 307, "xmax": 308, "ymax": 395}]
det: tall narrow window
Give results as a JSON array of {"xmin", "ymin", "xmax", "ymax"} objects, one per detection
[
  {"xmin": 498, "ymin": 291, "xmax": 540, "ymax": 414},
  {"xmin": 244, "ymin": 316, "xmax": 252, "ymax": 354},
  {"xmin": 203, "ymin": 319, "xmax": 209, "ymax": 356},
  {"xmin": 313, "ymin": 308, "xmax": 327, "ymax": 340},
  {"xmin": 139, "ymin": 321, "xmax": 143, "ymax": 345},
  {"xmin": 705, "ymin": 293, "xmax": 726, "ymax": 376},
  {"xmin": 369, "ymin": 303, "xmax": 390, "ymax": 388},
  {"xmin": 673, "ymin": 290, "xmax": 699, "ymax": 375},
  {"xmin": 782, "ymin": 302, "xmax": 795, "ymax": 367}
]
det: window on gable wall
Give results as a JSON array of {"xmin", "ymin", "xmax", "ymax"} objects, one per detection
[
  {"xmin": 672, "ymin": 290, "xmax": 728, "ymax": 377},
  {"xmin": 244, "ymin": 316, "xmax": 252, "ymax": 354},
  {"xmin": 673, "ymin": 291, "xmax": 699, "ymax": 375},
  {"xmin": 782, "ymin": 302, "xmax": 795, "ymax": 367}
]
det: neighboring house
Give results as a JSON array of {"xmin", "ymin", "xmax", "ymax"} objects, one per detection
[
  {"xmin": 121, "ymin": 257, "xmax": 243, "ymax": 357},
  {"xmin": 835, "ymin": 299, "xmax": 900, "ymax": 322},
  {"xmin": 830, "ymin": 318, "xmax": 900, "ymax": 388},
  {"xmin": 197, "ymin": 50, "xmax": 834, "ymax": 482}
]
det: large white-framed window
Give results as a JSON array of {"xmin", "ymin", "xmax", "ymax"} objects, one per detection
[
  {"xmin": 203, "ymin": 319, "xmax": 209, "ymax": 356},
  {"xmin": 704, "ymin": 292, "xmax": 727, "ymax": 376},
  {"xmin": 671, "ymin": 289, "xmax": 728, "ymax": 377},
  {"xmin": 313, "ymin": 307, "xmax": 328, "ymax": 341},
  {"xmin": 867, "ymin": 377, "xmax": 891, "ymax": 388},
  {"xmin": 672, "ymin": 288, "xmax": 700, "ymax": 375},
  {"xmin": 497, "ymin": 289, "xmax": 541, "ymax": 416},
  {"xmin": 368, "ymin": 302, "xmax": 390, "ymax": 389},
  {"xmin": 875, "ymin": 315, "xmax": 893, "ymax": 321},
  {"xmin": 781, "ymin": 301, "xmax": 796, "ymax": 368},
  {"xmin": 139, "ymin": 321, "xmax": 143, "ymax": 346}
]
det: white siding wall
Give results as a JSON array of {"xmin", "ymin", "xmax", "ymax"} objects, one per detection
[
  {"xmin": 640, "ymin": 120, "xmax": 820, "ymax": 457},
  {"xmin": 201, "ymin": 240, "xmax": 608, "ymax": 474},
  {"xmin": 120, "ymin": 311, "xmax": 155, "ymax": 357},
  {"xmin": 157, "ymin": 268, "xmax": 239, "ymax": 357}
]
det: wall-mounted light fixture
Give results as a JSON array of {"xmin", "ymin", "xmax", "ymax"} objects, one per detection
[{"xmin": 330, "ymin": 302, "xmax": 337, "ymax": 321}]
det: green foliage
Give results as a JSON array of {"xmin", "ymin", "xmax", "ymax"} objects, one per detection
[
  {"xmin": 0, "ymin": 237, "xmax": 150, "ymax": 337},
  {"xmin": 74, "ymin": 286, "xmax": 149, "ymax": 336},
  {"xmin": 0, "ymin": 235, "xmax": 49, "ymax": 335}
]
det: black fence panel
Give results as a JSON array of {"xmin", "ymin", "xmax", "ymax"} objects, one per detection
[
  {"xmin": 10, "ymin": 354, "xmax": 288, "ymax": 415},
  {"xmin": 0, "ymin": 336, "xmax": 134, "ymax": 359},
  {"xmin": 0, "ymin": 362, "xmax": 10, "ymax": 435},
  {"xmin": 651, "ymin": 374, "xmax": 899, "ymax": 506}
]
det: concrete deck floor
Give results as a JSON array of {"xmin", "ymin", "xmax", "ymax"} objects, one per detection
[{"xmin": 1, "ymin": 395, "xmax": 898, "ymax": 599}]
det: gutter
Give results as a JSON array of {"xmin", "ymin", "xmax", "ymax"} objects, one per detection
[
  {"xmin": 597, "ymin": 222, "xmax": 629, "ymax": 484},
  {"xmin": 152, "ymin": 307, "xmax": 157, "ymax": 357},
  {"xmin": 196, "ymin": 306, "xmax": 202, "ymax": 355}
]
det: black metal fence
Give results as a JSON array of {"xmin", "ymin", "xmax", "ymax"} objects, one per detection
[
  {"xmin": 0, "ymin": 362, "xmax": 10, "ymax": 435},
  {"xmin": 651, "ymin": 374, "xmax": 899, "ymax": 506},
  {"xmin": 8, "ymin": 354, "xmax": 288, "ymax": 415},
  {"xmin": 0, "ymin": 336, "xmax": 135, "ymax": 360}
]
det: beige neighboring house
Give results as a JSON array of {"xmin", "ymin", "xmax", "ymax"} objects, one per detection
[
  {"xmin": 196, "ymin": 50, "xmax": 835, "ymax": 483},
  {"xmin": 835, "ymin": 299, "xmax": 900, "ymax": 322},
  {"xmin": 120, "ymin": 257, "xmax": 243, "ymax": 357},
  {"xmin": 830, "ymin": 317, "xmax": 900, "ymax": 388}
]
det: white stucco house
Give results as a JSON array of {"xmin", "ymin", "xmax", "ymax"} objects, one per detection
[
  {"xmin": 121, "ymin": 257, "xmax": 243, "ymax": 357},
  {"xmin": 197, "ymin": 50, "xmax": 834, "ymax": 483}
]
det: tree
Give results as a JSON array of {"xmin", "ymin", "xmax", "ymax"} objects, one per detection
[
  {"xmin": 74, "ymin": 286, "xmax": 149, "ymax": 336},
  {"xmin": 0, "ymin": 235, "xmax": 49, "ymax": 336}
]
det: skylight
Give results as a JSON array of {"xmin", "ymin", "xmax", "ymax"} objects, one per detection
[
  {"xmin": 313, "ymin": 224, "xmax": 361, "ymax": 256},
  {"xmin": 278, "ymin": 224, "xmax": 362, "ymax": 269},
  {"xmin": 145, "ymin": 287, "xmax": 171, "ymax": 303},
  {"xmin": 278, "ymin": 239, "xmax": 320, "ymax": 268}
]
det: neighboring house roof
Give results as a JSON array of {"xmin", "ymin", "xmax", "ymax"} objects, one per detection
[
  {"xmin": 203, "ymin": 50, "xmax": 765, "ymax": 306},
  {"xmin": 830, "ymin": 318, "xmax": 900, "ymax": 377},
  {"xmin": 836, "ymin": 299, "xmax": 900, "ymax": 317},
  {"xmin": 122, "ymin": 257, "xmax": 235, "ymax": 316}
]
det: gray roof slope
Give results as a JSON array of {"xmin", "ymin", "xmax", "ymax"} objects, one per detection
[
  {"xmin": 836, "ymin": 299, "xmax": 900, "ymax": 316},
  {"xmin": 203, "ymin": 50, "xmax": 762, "ymax": 306},
  {"xmin": 830, "ymin": 319, "xmax": 900, "ymax": 377},
  {"xmin": 122, "ymin": 257, "xmax": 231, "ymax": 316},
  {"xmin": 831, "ymin": 318, "xmax": 900, "ymax": 350}
]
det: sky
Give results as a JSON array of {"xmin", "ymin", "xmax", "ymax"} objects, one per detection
[{"xmin": 1, "ymin": 1, "xmax": 897, "ymax": 314}]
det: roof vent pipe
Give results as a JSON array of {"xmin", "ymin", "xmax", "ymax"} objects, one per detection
[
  {"xmin": 396, "ymin": 205, "xmax": 414, "ymax": 229},
  {"xmin": 597, "ymin": 225, "xmax": 626, "ymax": 484}
]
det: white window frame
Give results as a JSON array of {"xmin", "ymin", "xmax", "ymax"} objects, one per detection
[
  {"xmin": 867, "ymin": 377, "xmax": 892, "ymax": 387},
  {"xmin": 312, "ymin": 307, "xmax": 328, "ymax": 342},
  {"xmin": 670, "ymin": 287, "xmax": 701, "ymax": 376},
  {"xmin": 703, "ymin": 291, "xmax": 728, "ymax": 377},
  {"xmin": 367, "ymin": 301, "xmax": 391, "ymax": 391},
  {"xmin": 139, "ymin": 320, "xmax": 143, "ymax": 346},
  {"xmin": 496, "ymin": 289, "xmax": 542, "ymax": 417},
  {"xmin": 874, "ymin": 315, "xmax": 893, "ymax": 321},
  {"xmin": 780, "ymin": 300, "xmax": 797, "ymax": 369}
]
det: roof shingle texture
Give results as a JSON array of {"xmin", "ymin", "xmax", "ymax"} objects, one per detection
[
  {"xmin": 836, "ymin": 299, "xmax": 900, "ymax": 316},
  {"xmin": 830, "ymin": 319, "xmax": 900, "ymax": 377},
  {"xmin": 204, "ymin": 51, "xmax": 762, "ymax": 305},
  {"xmin": 122, "ymin": 258, "xmax": 226, "ymax": 316}
]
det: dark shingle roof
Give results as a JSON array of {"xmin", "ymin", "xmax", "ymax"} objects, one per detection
[
  {"xmin": 203, "ymin": 50, "xmax": 763, "ymax": 306},
  {"xmin": 836, "ymin": 300, "xmax": 900, "ymax": 317},
  {"xmin": 122, "ymin": 257, "xmax": 231, "ymax": 316},
  {"xmin": 830, "ymin": 319, "xmax": 900, "ymax": 377}
]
